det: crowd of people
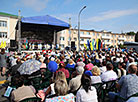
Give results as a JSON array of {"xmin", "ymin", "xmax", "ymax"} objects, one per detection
[{"xmin": 0, "ymin": 47, "xmax": 138, "ymax": 102}]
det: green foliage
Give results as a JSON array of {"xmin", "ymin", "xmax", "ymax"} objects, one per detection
[
  {"xmin": 135, "ymin": 31, "xmax": 138, "ymax": 42},
  {"xmin": 118, "ymin": 44, "xmax": 126, "ymax": 49},
  {"xmin": 126, "ymin": 32, "xmax": 136, "ymax": 35}
]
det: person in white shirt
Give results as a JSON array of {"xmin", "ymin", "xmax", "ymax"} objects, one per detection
[
  {"xmin": 76, "ymin": 74, "xmax": 98, "ymax": 102},
  {"xmin": 101, "ymin": 63, "xmax": 118, "ymax": 82}
]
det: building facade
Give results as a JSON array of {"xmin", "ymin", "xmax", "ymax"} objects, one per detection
[
  {"xmin": 0, "ymin": 12, "xmax": 18, "ymax": 48},
  {"xmin": 57, "ymin": 29, "xmax": 135, "ymax": 50}
]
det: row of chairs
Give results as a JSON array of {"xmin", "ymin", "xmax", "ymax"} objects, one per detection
[
  {"xmin": 92, "ymin": 80, "xmax": 117, "ymax": 102},
  {"xmin": 92, "ymin": 79, "xmax": 138, "ymax": 102}
]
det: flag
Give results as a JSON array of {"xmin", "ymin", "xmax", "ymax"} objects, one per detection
[
  {"xmin": 84, "ymin": 43, "xmax": 87, "ymax": 49},
  {"xmin": 3, "ymin": 41, "xmax": 6, "ymax": 48},
  {"xmin": 25, "ymin": 43, "xmax": 28, "ymax": 49},
  {"xmin": 92, "ymin": 39, "xmax": 95, "ymax": 51},
  {"xmin": 87, "ymin": 40, "xmax": 90, "ymax": 50},
  {"xmin": 0, "ymin": 41, "xmax": 3, "ymax": 48},
  {"xmin": 101, "ymin": 40, "xmax": 103, "ymax": 49},
  {"xmin": 98, "ymin": 39, "xmax": 101, "ymax": 50},
  {"xmin": 90, "ymin": 41, "xmax": 93, "ymax": 51},
  {"xmin": 96, "ymin": 39, "xmax": 99, "ymax": 50}
]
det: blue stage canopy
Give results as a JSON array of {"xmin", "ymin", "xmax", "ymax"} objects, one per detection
[{"xmin": 21, "ymin": 15, "xmax": 69, "ymax": 28}]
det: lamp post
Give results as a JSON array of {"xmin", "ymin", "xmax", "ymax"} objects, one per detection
[
  {"xmin": 18, "ymin": 10, "xmax": 21, "ymax": 53},
  {"xmin": 78, "ymin": 6, "xmax": 86, "ymax": 52}
]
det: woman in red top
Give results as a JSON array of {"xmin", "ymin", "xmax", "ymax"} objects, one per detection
[{"xmin": 56, "ymin": 63, "xmax": 70, "ymax": 78}]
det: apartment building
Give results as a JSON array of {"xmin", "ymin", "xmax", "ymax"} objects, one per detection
[
  {"xmin": 0, "ymin": 12, "xmax": 18, "ymax": 47},
  {"xmin": 57, "ymin": 29, "xmax": 135, "ymax": 50}
]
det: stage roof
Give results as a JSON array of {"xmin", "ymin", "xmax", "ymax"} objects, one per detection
[
  {"xmin": 21, "ymin": 15, "xmax": 69, "ymax": 28},
  {"xmin": 16, "ymin": 15, "xmax": 70, "ymax": 44}
]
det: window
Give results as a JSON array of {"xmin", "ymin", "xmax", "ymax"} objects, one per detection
[
  {"xmin": 93, "ymin": 33, "xmax": 95, "ymax": 36},
  {"xmin": 122, "ymin": 35, "xmax": 124, "ymax": 38},
  {"xmin": 81, "ymin": 38, "xmax": 84, "ymax": 41},
  {"xmin": 60, "ymin": 44, "xmax": 64, "ymax": 48},
  {"xmin": 119, "ymin": 35, "xmax": 120, "ymax": 37},
  {"xmin": 115, "ymin": 40, "xmax": 116, "ymax": 43},
  {"xmin": 68, "ymin": 37, "xmax": 71, "ymax": 41},
  {"xmin": 80, "ymin": 32, "xmax": 84, "ymax": 35},
  {"xmin": 86, "ymin": 32, "xmax": 90, "ymax": 35},
  {"xmin": 112, "ymin": 35, "xmax": 113, "ymax": 37},
  {"xmin": 0, "ymin": 21, "xmax": 7, "ymax": 27},
  {"xmin": 97, "ymin": 33, "xmax": 99, "ymax": 36},
  {"xmin": 0, "ymin": 32, "xmax": 7, "ymax": 38},
  {"xmin": 114, "ymin": 35, "xmax": 116, "ymax": 37},
  {"xmin": 111, "ymin": 40, "xmax": 113, "ymax": 43},
  {"xmin": 74, "ymin": 37, "xmax": 77, "ymax": 41},
  {"xmin": 80, "ymin": 44, "xmax": 84, "ymax": 47},
  {"xmin": 106, "ymin": 34, "xmax": 109, "ymax": 36},
  {"xmin": 128, "ymin": 36, "xmax": 129, "ymax": 39},
  {"xmin": 60, "ymin": 37, "xmax": 64, "ymax": 41},
  {"xmin": 131, "ymin": 36, "xmax": 133, "ymax": 39},
  {"xmin": 107, "ymin": 39, "xmax": 109, "ymax": 42},
  {"xmin": 102, "ymin": 33, "xmax": 105, "ymax": 36}
]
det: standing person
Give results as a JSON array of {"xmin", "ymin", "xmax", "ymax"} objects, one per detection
[
  {"xmin": 76, "ymin": 74, "xmax": 98, "ymax": 102},
  {"xmin": 0, "ymin": 49, "xmax": 7, "ymax": 76}
]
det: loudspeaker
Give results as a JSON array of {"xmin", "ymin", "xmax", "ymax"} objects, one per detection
[
  {"xmin": 71, "ymin": 41, "xmax": 75, "ymax": 48},
  {"xmin": 10, "ymin": 40, "xmax": 16, "ymax": 47}
]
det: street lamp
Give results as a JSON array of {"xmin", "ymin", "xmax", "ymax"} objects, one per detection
[{"xmin": 78, "ymin": 6, "xmax": 86, "ymax": 51}]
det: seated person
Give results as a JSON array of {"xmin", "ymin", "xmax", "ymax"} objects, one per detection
[
  {"xmin": 69, "ymin": 66, "xmax": 84, "ymax": 94},
  {"xmin": 91, "ymin": 66, "xmax": 102, "ymax": 84},
  {"xmin": 108, "ymin": 64, "xmax": 138, "ymax": 102},
  {"xmin": 11, "ymin": 75, "xmax": 36, "ymax": 102},
  {"xmin": 76, "ymin": 74, "xmax": 98, "ymax": 102},
  {"xmin": 45, "ymin": 80, "xmax": 75, "ymax": 102},
  {"xmin": 37, "ymin": 71, "xmax": 68, "ymax": 101},
  {"xmin": 101, "ymin": 62, "xmax": 118, "ymax": 82}
]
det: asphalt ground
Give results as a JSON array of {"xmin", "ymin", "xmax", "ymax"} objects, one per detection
[{"xmin": 0, "ymin": 74, "xmax": 9, "ymax": 102}]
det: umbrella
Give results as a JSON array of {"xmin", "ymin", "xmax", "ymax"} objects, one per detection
[{"xmin": 18, "ymin": 59, "xmax": 41, "ymax": 75}]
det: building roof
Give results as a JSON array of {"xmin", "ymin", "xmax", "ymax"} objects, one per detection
[
  {"xmin": 124, "ymin": 42, "xmax": 138, "ymax": 45},
  {"xmin": 0, "ymin": 12, "xmax": 18, "ymax": 18}
]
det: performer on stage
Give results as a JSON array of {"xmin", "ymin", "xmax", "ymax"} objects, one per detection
[
  {"xmin": 32, "ymin": 43, "xmax": 35, "ymax": 50},
  {"xmin": 39, "ymin": 43, "xmax": 42, "ymax": 50},
  {"xmin": 44, "ymin": 43, "xmax": 47, "ymax": 50}
]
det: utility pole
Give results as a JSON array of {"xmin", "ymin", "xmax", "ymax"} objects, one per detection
[
  {"xmin": 18, "ymin": 10, "xmax": 21, "ymax": 52},
  {"xmin": 69, "ymin": 18, "xmax": 71, "ymax": 50}
]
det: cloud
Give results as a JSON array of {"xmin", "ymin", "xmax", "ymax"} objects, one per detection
[
  {"xmin": 87, "ymin": 9, "xmax": 138, "ymax": 22},
  {"xmin": 55, "ymin": 13, "xmax": 76, "ymax": 22},
  {"xmin": 63, "ymin": 0, "xmax": 72, "ymax": 5},
  {"xmin": 15, "ymin": 0, "xmax": 49, "ymax": 12}
]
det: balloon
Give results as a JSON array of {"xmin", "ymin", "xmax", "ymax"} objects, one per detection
[{"xmin": 48, "ymin": 61, "xmax": 58, "ymax": 72}]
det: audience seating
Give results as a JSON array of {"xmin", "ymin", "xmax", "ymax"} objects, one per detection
[
  {"xmin": 19, "ymin": 97, "xmax": 41, "ymax": 102},
  {"xmin": 92, "ymin": 82, "xmax": 103, "ymax": 102},
  {"xmin": 115, "ymin": 92, "xmax": 138, "ymax": 102}
]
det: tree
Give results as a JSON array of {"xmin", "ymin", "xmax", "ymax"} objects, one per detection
[
  {"xmin": 126, "ymin": 31, "xmax": 136, "ymax": 35},
  {"xmin": 135, "ymin": 32, "xmax": 138, "ymax": 42}
]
